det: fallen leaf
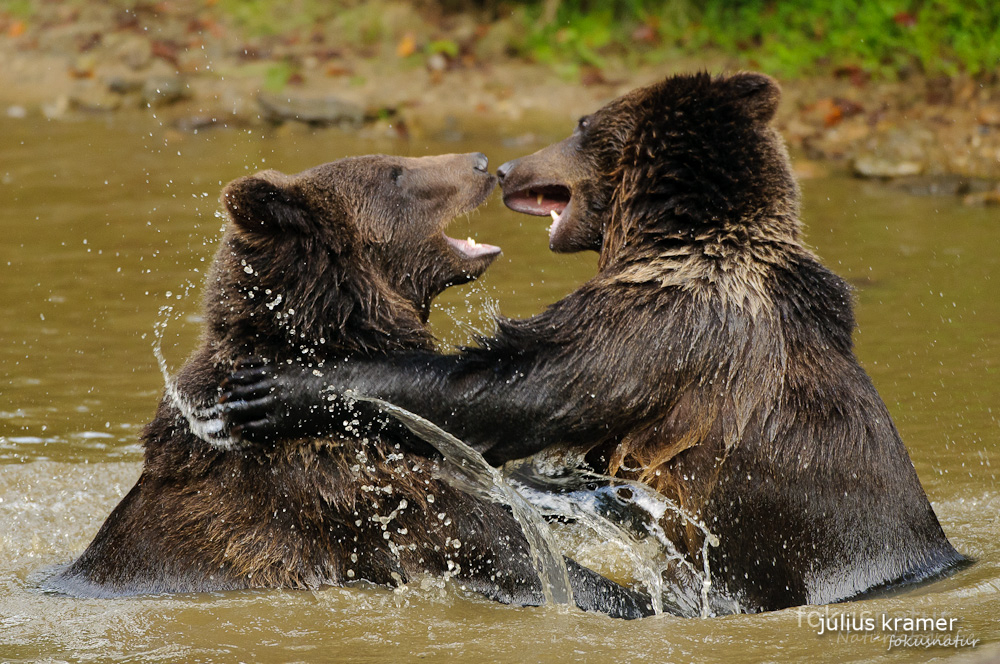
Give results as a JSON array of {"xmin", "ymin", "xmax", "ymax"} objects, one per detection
[
  {"xmin": 631, "ymin": 24, "xmax": 658, "ymax": 45},
  {"xmin": 806, "ymin": 97, "xmax": 864, "ymax": 128},
  {"xmin": 68, "ymin": 66, "xmax": 95, "ymax": 80},
  {"xmin": 325, "ymin": 64, "xmax": 353, "ymax": 77},
  {"xmin": 824, "ymin": 107, "xmax": 843, "ymax": 127},
  {"xmin": 581, "ymin": 66, "xmax": 607, "ymax": 86},
  {"xmin": 151, "ymin": 40, "xmax": 180, "ymax": 65},
  {"xmin": 833, "ymin": 65, "xmax": 870, "ymax": 87},
  {"xmin": 397, "ymin": 33, "xmax": 417, "ymax": 58}
]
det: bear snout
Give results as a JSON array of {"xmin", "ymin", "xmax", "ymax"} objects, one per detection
[
  {"xmin": 497, "ymin": 159, "xmax": 516, "ymax": 181},
  {"xmin": 472, "ymin": 152, "xmax": 489, "ymax": 173}
]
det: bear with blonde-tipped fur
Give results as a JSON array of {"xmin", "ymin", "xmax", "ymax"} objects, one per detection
[{"xmin": 220, "ymin": 73, "xmax": 965, "ymax": 614}]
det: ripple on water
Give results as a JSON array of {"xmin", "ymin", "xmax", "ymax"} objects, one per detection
[{"xmin": 0, "ymin": 434, "xmax": 144, "ymax": 463}]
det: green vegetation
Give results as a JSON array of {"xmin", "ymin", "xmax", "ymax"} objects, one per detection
[
  {"xmin": 209, "ymin": 0, "xmax": 1000, "ymax": 79},
  {"xmin": 214, "ymin": 0, "xmax": 334, "ymax": 37},
  {"xmin": 3, "ymin": 0, "xmax": 34, "ymax": 19},
  {"xmin": 5, "ymin": 0, "xmax": 996, "ymax": 80},
  {"xmin": 511, "ymin": 0, "xmax": 1000, "ymax": 78}
]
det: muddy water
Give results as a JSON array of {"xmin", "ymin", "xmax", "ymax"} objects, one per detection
[{"xmin": 1, "ymin": 114, "xmax": 997, "ymax": 662}]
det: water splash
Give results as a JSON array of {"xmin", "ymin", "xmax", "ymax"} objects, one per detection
[
  {"xmin": 431, "ymin": 276, "xmax": 501, "ymax": 349},
  {"xmin": 152, "ymin": 299, "xmax": 237, "ymax": 450},
  {"xmin": 504, "ymin": 452, "xmax": 722, "ymax": 618},
  {"xmin": 347, "ymin": 392, "xmax": 574, "ymax": 608}
]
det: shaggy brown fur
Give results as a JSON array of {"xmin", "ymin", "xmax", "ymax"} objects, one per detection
[
  {"xmin": 51, "ymin": 153, "xmax": 652, "ymax": 618},
  {"xmin": 220, "ymin": 74, "xmax": 965, "ymax": 614}
]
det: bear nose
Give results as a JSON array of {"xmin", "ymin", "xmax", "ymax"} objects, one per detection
[
  {"xmin": 472, "ymin": 152, "xmax": 489, "ymax": 173},
  {"xmin": 497, "ymin": 159, "xmax": 516, "ymax": 181}
]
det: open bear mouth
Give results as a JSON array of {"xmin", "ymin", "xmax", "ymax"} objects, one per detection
[
  {"xmin": 440, "ymin": 170, "xmax": 502, "ymax": 264},
  {"xmin": 502, "ymin": 184, "xmax": 572, "ymax": 238},
  {"xmin": 443, "ymin": 233, "xmax": 501, "ymax": 261}
]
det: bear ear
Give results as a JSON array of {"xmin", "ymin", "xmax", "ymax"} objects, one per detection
[
  {"xmin": 221, "ymin": 172, "xmax": 312, "ymax": 236},
  {"xmin": 729, "ymin": 72, "xmax": 781, "ymax": 124}
]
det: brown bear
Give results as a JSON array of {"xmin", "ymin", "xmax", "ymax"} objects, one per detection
[
  {"xmin": 49, "ymin": 152, "xmax": 653, "ymax": 619},
  {"xmin": 218, "ymin": 73, "xmax": 966, "ymax": 614}
]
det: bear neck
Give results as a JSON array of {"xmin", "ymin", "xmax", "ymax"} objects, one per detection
[
  {"xmin": 598, "ymin": 119, "xmax": 803, "ymax": 274},
  {"xmin": 205, "ymin": 233, "xmax": 435, "ymax": 363},
  {"xmin": 598, "ymin": 177, "xmax": 802, "ymax": 276}
]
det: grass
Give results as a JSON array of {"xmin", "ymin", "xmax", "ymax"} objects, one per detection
[
  {"xmin": 4, "ymin": 0, "xmax": 997, "ymax": 81},
  {"xmin": 510, "ymin": 0, "xmax": 1000, "ymax": 78},
  {"xmin": 208, "ymin": 0, "xmax": 1000, "ymax": 80}
]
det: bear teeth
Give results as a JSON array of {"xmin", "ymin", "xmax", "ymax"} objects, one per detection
[
  {"xmin": 537, "ymin": 193, "xmax": 544, "ymax": 206},
  {"xmin": 467, "ymin": 236, "xmax": 477, "ymax": 247},
  {"xmin": 548, "ymin": 209, "xmax": 563, "ymax": 235}
]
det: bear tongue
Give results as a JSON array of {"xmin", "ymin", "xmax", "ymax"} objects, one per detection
[{"xmin": 505, "ymin": 189, "xmax": 568, "ymax": 217}]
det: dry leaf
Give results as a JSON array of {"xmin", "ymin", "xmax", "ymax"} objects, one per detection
[{"xmin": 396, "ymin": 33, "xmax": 417, "ymax": 58}]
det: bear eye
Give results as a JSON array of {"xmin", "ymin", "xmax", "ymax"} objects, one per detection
[
  {"xmin": 389, "ymin": 166, "xmax": 403, "ymax": 184},
  {"xmin": 576, "ymin": 116, "xmax": 591, "ymax": 133}
]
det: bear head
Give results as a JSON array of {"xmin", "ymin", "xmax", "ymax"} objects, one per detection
[
  {"xmin": 208, "ymin": 153, "xmax": 500, "ymax": 361},
  {"xmin": 498, "ymin": 72, "xmax": 799, "ymax": 259}
]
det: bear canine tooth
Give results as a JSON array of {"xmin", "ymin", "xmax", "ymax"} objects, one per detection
[
  {"xmin": 550, "ymin": 210, "xmax": 560, "ymax": 222},
  {"xmin": 537, "ymin": 193, "xmax": 544, "ymax": 206},
  {"xmin": 467, "ymin": 236, "xmax": 477, "ymax": 246}
]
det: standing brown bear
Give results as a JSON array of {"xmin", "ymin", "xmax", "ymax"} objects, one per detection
[
  {"xmin": 220, "ymin": 73, "xmax": 965, "ymax": 613},
  {"xmin": 50, "ymin": 152, "xmax": 653, "ymax": 619}
]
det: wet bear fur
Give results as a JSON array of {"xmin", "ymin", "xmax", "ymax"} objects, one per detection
[
  {"xmin": 50, "ymin": 153, "xmax": 652, "ymax": 619},
  {"xmin": 221, "ymin": 73, "xmax": 965, "ymax": 613}
]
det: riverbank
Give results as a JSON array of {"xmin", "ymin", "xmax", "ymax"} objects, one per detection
[{"xmin": 3, "ymin": 2, "xmax": 999, "ymax": 202}]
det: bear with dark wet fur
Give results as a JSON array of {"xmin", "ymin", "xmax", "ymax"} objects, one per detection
[
  {"xmin": 51, "ymin": 152, "xmax": 653, "ymax": 619},
  {"xmin": 220, "ymin": 73, "xmax": 965, "ymax": 614}
]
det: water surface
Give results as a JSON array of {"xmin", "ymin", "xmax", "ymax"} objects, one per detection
[{"xmin": 1, "ymin": 114, "xmax": 997, "ymax": 662}]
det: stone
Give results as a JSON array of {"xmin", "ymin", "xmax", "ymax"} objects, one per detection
[
  {"xmin": 257, "ymin": 92, "xmax": 364, "ymax": 128},
  {"xmin": 852, "ymin": 155, "xmax": 925, "ymax": 179},
  {"xmin": 142, "ymin": 75, "xmax": 191, "ymax": 107},
  {"xmin": 962, "ymin": 189, "xmax": 1000, "ymax": 206}
]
